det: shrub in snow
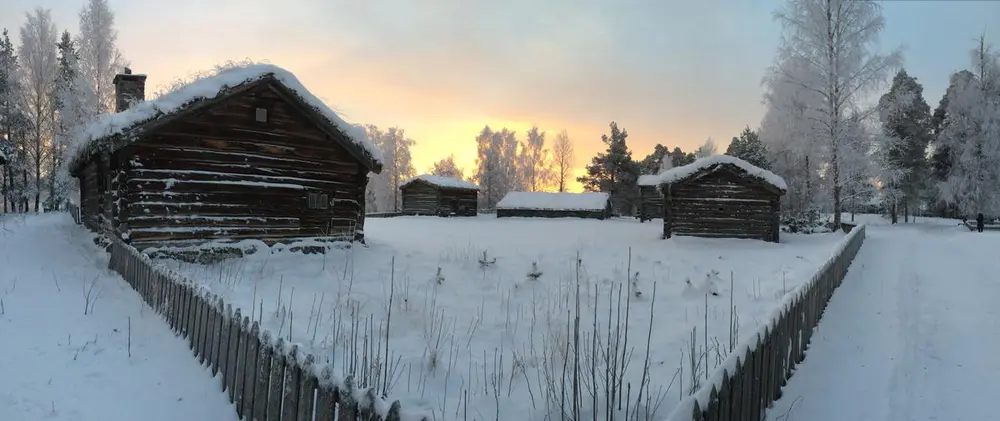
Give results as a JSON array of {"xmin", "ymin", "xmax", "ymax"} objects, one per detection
[
  {"xmin": 684, "ymin": 270, "xmax": 721, "ymax": 297},
  {"xmin": 478, "ymin": 250, "xmax": 496, "ymax": 268},
  {"xmin": 434, "ymin": 267, "xmax": 445, "ymax": 285},
  {"xmin": 630, "ymin": 271, "xmax": 643, "ymax": 298},
  {"xmin": 526, "ymin": 261, "xmax": 543, "ymax": 281}
]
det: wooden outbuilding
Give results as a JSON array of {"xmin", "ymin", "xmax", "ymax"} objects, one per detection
[
  {"xmin": 637, "ymin": 174, "xmax": 663, "ymax": 222},
  {"xmin": 659, "ymin": 155, "xmax": 786, "ymax": 242},
  {"xmin": 68, "ymin": 64, "xmax": 383, "ymax": 252},
  {"xmin": 496, "ymin": 192, "xmax": 612, "ymax": 219},
  {"xmin": 400, "ymin": 174, "xmax": 479, "ymax": 216}
]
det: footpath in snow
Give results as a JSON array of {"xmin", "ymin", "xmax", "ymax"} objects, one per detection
[
  {"xmin": 0, "ymin": 213, "xmax": 237, "ymax": 421},
  {"xmin": 767, "ymin": 223, "xmax": 1000, "ymax": 421}
]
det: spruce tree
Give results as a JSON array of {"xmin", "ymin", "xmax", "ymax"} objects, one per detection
[
  {"xmin": 878, "ymin": 69, "xmax": 933, "ymax": 222},
  {"xmin": 578, "ymin": 122, "xmax": 641, "ymax": 215},
  {"xmin": 725, "ymin": 126, "xmax": 769, "ymax": 168}
]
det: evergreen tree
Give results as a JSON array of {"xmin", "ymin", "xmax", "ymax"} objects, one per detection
[
  {"xmin": 669, "ymin": 147, "xmax": 695, "ymax": 167},
  {"xmin": 577, "ymin": 121, "xmax": 640, "ymax": 215},
  {"xmin": 50, "ymin": 30, "xmax": 90, "ymax": 210},
  {"xmin": 638, "ymin": 143, "xmax": 670, "ymax": 174},
  {"xmin": 725, "ymin": 126, "xmax": 770, "ymax": 168},
  {"xmin": 877, "ymin": 69, "xmax": 933, "ymax": 222},
  {"xmin": 0, "ymin": 28, "xmax": 21, "ymax": 212}
]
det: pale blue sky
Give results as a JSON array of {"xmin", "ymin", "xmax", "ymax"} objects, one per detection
[{"xmin": 0, "ymin": 0, "xmax": 997, "ymax": 184}]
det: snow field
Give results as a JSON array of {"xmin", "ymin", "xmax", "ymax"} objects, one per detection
[
  {"xmin": 163, "ymin": 215, "xmax": 849, "ymax": 420},
  {"xmin": 0, "ymin": 213, "xmax": 237, "ymax": 421}
]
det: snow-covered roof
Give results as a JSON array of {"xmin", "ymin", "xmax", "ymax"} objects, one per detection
[
  {"xmin": 637, "ymin": 174, "xmax": 662, "ymax": 186},
  {"xmin": 69, "ymin": 62, "xmax": 381, "ymax": 172},
  {"xmin": 659, "ymin": 154, "xmax": 787, "ymax": 192},
  {"xmin": 496, "ymin": 192, "xmax": 611, "ymax": 211},
  {"xmin": 401, "ymin": 174, "xmax": 480, "ymax": 190}
]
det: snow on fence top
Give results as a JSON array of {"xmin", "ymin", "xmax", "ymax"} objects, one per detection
[
  {"xmin": 401, "ymin": 174, "xmax": 480, "ymax": 190},
  {"xmin": 70, "ymin": 62, "xmax": 382, "ymax": 169},
  {"xmin": 496, "ymin": 191, "xmax": 611, "ymax": 211},
  {"xmin": 659, "ymin": 154, "xmax": 787, "ymax": 191},
  {"xmin": 637, "ymin": 174, "xmax": 662, "ymax": 186}
]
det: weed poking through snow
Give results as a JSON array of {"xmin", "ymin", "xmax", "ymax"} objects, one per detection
[{"xmin": 527, "ymin": 262, "xmax": 543, "ymax": 281}]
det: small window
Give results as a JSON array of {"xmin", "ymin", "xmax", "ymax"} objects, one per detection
[
  {"xmin": 307, "ymin": 192, "xmax": 330, "ymax": 210},
  {"xmin": 255, "ymin": 107, "xmax": 268, "ymax": 122}
]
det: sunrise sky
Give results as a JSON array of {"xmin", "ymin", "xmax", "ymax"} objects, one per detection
[{"xmin": 1, "ymin": 0, "xmax": 998, "ymax": 191}]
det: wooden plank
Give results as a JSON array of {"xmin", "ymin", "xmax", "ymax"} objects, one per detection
[
  {"xmin": 252, "ymin": 331, "xmax": 273, "ymax": 421},
  {"xmin": 296, "ymin": 355, "xmax": 316, "ymax": 421},
  {"xmin": 266, "ymin": 338, "xmax": 287, "ymax": 421},
  {"xmin": 242, "ymin": 321, "xmax": 260, "ymax": 419},
  {"xmin": 281, "ymin": 347, "xmax": 301, "ymax": 421}
]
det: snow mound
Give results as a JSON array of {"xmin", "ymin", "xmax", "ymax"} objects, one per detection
[
  {"xmin": 659, "ymin": 154, "xmax": 788, "ymax": 191},
  {"xmin": 637, "ymin": 174, "xmax": 662, "ymax": 186},
  {"xmin": 70, "ymin": 62, "xmax": 381, "ymax": 169},
  {"xmin": 401, "ymin": 174, "xmax": 480, "ymax": 190},
  {"xmin": 496, "ymin": 191, "xmax": 610, "ymax": 211}
]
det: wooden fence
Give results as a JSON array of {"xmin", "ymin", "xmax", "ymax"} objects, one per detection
[
  {"xmin": 665, "ymin": 225, "xmax": 867, "ymax": 421},
  {"xmin": 106, "ymin": 235, "xmax": 424, "ymax": 421}
]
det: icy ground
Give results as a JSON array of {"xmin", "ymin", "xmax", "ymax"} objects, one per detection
[
  {"xmin": 164, "ymin": 215, "xmax": 849, "ymax": 420},
  {"xmin": 0, "ymin": 213, "xmax": 237, "ymax": 421},
  {"xmin": 767, "ymin": 222, "xmax": 999, "ymax": 421}
]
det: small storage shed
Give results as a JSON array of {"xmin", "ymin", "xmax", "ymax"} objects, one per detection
[
  {"xmin": 400, "ymin": 175, "xmax": 479, "ymax": 216},
  {"xmin": 659, "ymin": 155, "xmax": 786, "ymax": 242},
  {"xmin": 637, "ymin": 174, "xmax": 663, "ymax": 222},
  {"xmin": 68, "ymin": 64, "xmax": 383, "ymax": 251},
  {"xmin": 496, "ymin": 192, "xmax": 612, "ymax": 219}
]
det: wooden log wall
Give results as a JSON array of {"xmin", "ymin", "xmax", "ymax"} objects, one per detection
[
  {"xmin": 438, "ymin": 189, "xmax": 477, "ymax": 216},
  {"xmin": 400, "ymin": 182, "xmax": 438, "ymax": 215},
  {"xmin": 118, "ymin": 82, "xmax": 369, "ymax": 250},
  {"xmin": 496, "ymin": 208, "xmax": 608, "ymax": 220},
  {"xmin": 638, "ymin": 185, "xmax": 663, "ymax": 222},
  {"xmin": 80, "ymin": 161, "xmax": 101, "ymax": 231},
  {"xmin": 106, "ymin": 236, "xmax": 425, "ymax": 421},
  {"xmin": 663, "ymin": 171, "xmax": 781, "ymax": 242}
]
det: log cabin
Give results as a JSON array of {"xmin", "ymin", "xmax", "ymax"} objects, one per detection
[
  {"xmin": 68, "ymin": 64, "xmax": 383, "ymax": 253},
  {"xmin": 637, "ymin": 174, "xmax": 663, "ymax": 222},
  {"xmin": 659, "ymin": 155, "xmax": 786, "ymax": 242},
  {"xmin": 496, "ymin": 192, "xmax": 612, "ymax": 219},
  {"xmin": 400, "ymin": 175, "xmax": 479, "ymax": 216}
]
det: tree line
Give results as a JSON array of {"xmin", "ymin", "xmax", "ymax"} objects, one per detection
[
  {"xmin": 0, "ymin": 0, "xmax": 127, "ymax": 213},
  {"xmin": 759, "ymin": 0, "xmax": 1000, "ymax": 225}
]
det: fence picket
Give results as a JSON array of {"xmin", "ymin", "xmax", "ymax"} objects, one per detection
[
  {"xmin": 234, "ymin": 316, "xmax": 249, "ymax": 416},
  {"xmin": 266, "ymin": 338, "xmax": 287, "ymax": 421},
  {"xmin": 242, "ymin": 322, "xmax": 261, "ymax": 419},
  {"xmin": 281, "ymin": 346, "xmax": 302, "ymax": 421},
  {"xmin": 253, "ymin": 331, "xmax": 273, "ymax": 421}
]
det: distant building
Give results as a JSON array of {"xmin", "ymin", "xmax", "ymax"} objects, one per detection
[
  {"xmin": 496, "ymin": 192, "xmax": 612, "ymax": 219},
  {"xmin": 68, "ymin": 64, "xmax": 382, "ymax": 251},
  {"xmin": 637, "ymin": 174, "xmax": 663, "ymax": 222},
  {"xmin": 400, "ymin": 175, "xmax": 479, "ymax": 216},
  {"xmin": 659, "ymin": 155, "xmax": 786, "ymax": 242}
]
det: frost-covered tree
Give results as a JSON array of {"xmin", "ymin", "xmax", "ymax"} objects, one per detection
[
  {"xmin": 430, "ymin": 154, "xmax": 464, "ymax": 180},
  {"xmin": 877, "ymin": 69, "xmax": 932, "ymax": 222},
  {"xmin": 726, "ymin": 126, "xmax": 769, "ymax": 169},
  {"xmin": 365, "ymin": 125, "xmax": 415, "ymax": 212},
  {"xmin": 578, "ymin": 121, "xmax": 640, "ymax": 215},
  {"xmin": 474, "ymin": 125, "xmax": 521, "ymax": 208},
  {"xmin": 518, "ymin": 126, "xmax": 552, "ymax": 192},
  {"xmin": 50, "ymin": 30, "xmax": 94, "ymax": 210},
  {"xmin": 552, "ymin": 129, "xmax": 574, "ymax": 192},
  {"xmin": 18, "ymin": 8, "xmax": 59, "ymax": 212},
  {"xmin": 771, "ymin": 0, "xmax": 901, "ymax": 226},
  {"xmin": 0, "ymin": 28, "xmax": 25, "ymax": 213},
  {"xmin": 935, "ymin": 38, "xmax": 1000, "ymax": 216},
  {"xmin": 760, "ymin": 55, "xmax": 825, "ymax": 215},
  {"xmin": 76, "ymin": 0, "xmax": 128, "ymax": 114},
  {"xmin": 694, "ymin": 137, "xmax": 717, "ymax": 159}
]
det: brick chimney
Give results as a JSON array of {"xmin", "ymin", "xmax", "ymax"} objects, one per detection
[{"xmin": 113, "ymin": 67, "xmax": 147, "ymax": 113}]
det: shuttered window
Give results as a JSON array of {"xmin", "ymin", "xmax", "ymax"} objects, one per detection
[{"xmin": 307, "ymin": 192, "xmax": 330, "ymax": 210}]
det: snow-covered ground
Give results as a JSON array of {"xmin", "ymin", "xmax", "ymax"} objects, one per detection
[
  {"xmin": 0, "ymin": 213, "xmax": 237, "ymax": 421},
  {"xmin": 162, "ymin": 215, "xmax": 849, "ymax": 420},
  {"xmin": 767, "ymin": 222, "xmax": 997, "ymax": 421}
]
